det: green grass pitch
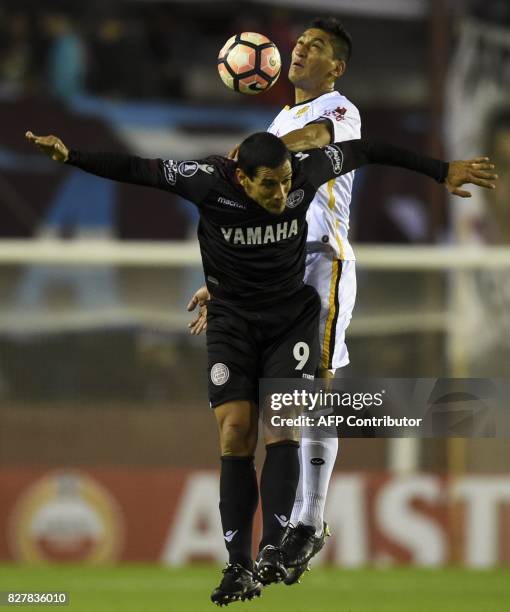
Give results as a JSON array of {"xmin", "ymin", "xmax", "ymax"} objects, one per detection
[{"xmin": 0, "ymin": 565, "xmax": 508, "ymax": 612}]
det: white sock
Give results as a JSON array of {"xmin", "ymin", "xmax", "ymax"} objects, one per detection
[
  {"xmin": 289, "ymin": 442, "xmax": 303, "ymax": 526},
  {"xmin": 298, "ymin": 437, "xmax": 339, "ymax": 535}
]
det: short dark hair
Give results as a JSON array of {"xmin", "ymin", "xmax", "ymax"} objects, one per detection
[
  {"xmin": 310, "ymin": 17, "xmax": 352, "ymax": 62},
  {"xmin": 237, "ymin": 132, "xmax": 291, "ymax": 179}
]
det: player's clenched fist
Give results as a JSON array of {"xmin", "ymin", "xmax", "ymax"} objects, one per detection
[
  {"xmin": 25, "ymin": 131, "xmax": 69, "ymax": 163},
  {"xmin": 446, "ymin": 157, "xmax": 498, "ymax": 198}
]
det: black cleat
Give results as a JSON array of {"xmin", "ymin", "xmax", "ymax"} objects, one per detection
[
  {"xmin": 283, "ymin": 560, "xmax": 311, "ymax": 586},
  {"xmin": 282, "ymin": 522, "xmax": 331, "ymax": 582},
  {"xmin": 211, "ymin": 563, "xmax": 262, "ymax": 606},
  {"xmin": 254, "ymin": 545, "xmax": 288, "ymax": 585},
  {"xmin": 280, "ymin": 522, "xmax": 315, "ymax": 567}
]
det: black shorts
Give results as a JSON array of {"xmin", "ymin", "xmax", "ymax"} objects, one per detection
[{"xmin": 206, "ymin": 284, "xmax": 321, "ymax": 408}]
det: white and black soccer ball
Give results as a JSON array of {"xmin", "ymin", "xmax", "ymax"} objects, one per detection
[{"xmin": 217, "ymin": 32, "xmax": 281, "ymax": 95}]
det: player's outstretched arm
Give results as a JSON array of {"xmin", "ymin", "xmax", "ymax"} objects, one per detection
[
  {"xmin": 304, "ymin": 139, "xmax": 498, "ymax": 196},
  {"xmin": 26, "ymin": 130, "xmax": 215, "ymax": 204},
  {"xmin": 26, "ymin": 129, "xmax": 160, "ymax": 187},
  {"xmin": 445, "ymin": 157, "xmax": 497, "ymax": 198}
]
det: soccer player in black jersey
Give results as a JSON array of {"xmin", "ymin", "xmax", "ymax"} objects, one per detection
[{"xmin": 26, "ymin": 129, "xmax": 496, "ymax": 605}]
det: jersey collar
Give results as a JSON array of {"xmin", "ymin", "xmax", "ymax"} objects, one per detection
[{"xmin": 287, "ymin": 91, "xmax": 338, "ymax": 110}]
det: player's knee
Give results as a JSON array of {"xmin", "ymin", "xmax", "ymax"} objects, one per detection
[
  {"xmin": 219, "ymin": 421, "xmax": 257, "ymax": 456},
  {"xmin": 215, "ymin": 400, "xmax": 258, "ymax": 455}
]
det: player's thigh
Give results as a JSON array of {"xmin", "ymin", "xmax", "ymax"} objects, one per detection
[
  {"xmin": 305, "ymin": 254, "xmax": 357, "ymax": 370},
  {"xmin": 262, "ymin": 284, "xmax": 321, "ymax": 380},
  {"xmin": 260, "ymin": 286, "xmax": 321, "ymax": 445},
  {"xmin": 206, "ymin": 300, "xmax": 259, "ymax": 408}
]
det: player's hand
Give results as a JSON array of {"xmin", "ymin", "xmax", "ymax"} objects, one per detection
[
  {"xmin": 445, "ymin": 157, "xmax": 498, "ymax": 198},
  {"xmin": 187, "ymin": 285, "xmax": 210, "ymax": 335},
  {"xmin": 25, "ymin": 131, "xmax": 69, "ymax": 163},
  {"xmin": 227, "ymin": 144, "xmax": 240, "ymax": 161}
]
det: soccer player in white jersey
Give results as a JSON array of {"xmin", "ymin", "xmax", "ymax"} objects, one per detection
[
  {"xmin": 266, "ymin": 17, "xmax": 359, "ymax": 583},
  {"xmin": 188, "ymin": 17, "xmax": 359, "ymax": 583}
]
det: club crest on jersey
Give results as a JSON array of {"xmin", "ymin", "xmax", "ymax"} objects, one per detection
[
  {"xmin": 323, "ymin": 106, "xmax": 347, "ymax": 121},
  {"xmin": 178, "ymin": 161, "xmax": 198, "ymax": 178},
  {"xmin": 286, "ymin": 189, "xmax": 305, "ymax": 209},
  {"xmin": 163, "ymin": 160, "xmax": 178, "ymax": 185},
  {"xmin": 221, "ymin": 219, "xmax": 299, "ymax": 245},
  {"xmin": 211, "ymin": 363, "xmax": 229, "ymax": 386},
  {"xmin": 324, "ymin": 144, "xmax": 344, "ymax": 175}
]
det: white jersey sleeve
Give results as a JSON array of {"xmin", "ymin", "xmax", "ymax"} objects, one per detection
[{"xmin": 268, "ymin": 91, "xmax": 361, "ymax": 260}]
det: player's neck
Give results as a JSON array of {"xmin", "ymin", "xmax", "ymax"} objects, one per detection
[{"xmin": 294, "ymin": 85, "xmax": 333, "ymax": 105}]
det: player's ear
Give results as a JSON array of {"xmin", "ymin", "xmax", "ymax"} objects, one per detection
[
  {"xmin": 236, "ymin": 167, "xmax": 249, "ymax": 186},
  {"xmin": 332, "ymin": 59, "xmax": 346, "ymax": 80}
]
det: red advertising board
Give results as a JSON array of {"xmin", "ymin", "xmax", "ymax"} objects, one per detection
[{"xmin": 1, "ymin": 468, "xmax": 509, "ymax": 566}]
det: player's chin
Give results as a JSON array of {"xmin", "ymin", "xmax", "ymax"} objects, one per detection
[
  {"xmin": 288, "ymin": 69, "xmax": 301, "ymax": 85},
  {"xmin": 288, "ymin": 66, "xmax": 307, "ymax": 85},
  {"xmin": 266, "ymin": 202, "xmax": 286, "ymax": 215}
]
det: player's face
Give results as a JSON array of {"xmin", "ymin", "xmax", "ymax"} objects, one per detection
[
  {"xmin": 238, "ymin": 160, "xmax": 293, "ymax": 214},
  {"xmin": 289, "ymin": 28, "xmax": 342, "ymax": 89}
]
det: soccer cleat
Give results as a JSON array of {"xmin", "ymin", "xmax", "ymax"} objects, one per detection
[
  {"xmin": 283, "ymin": 561, "xmax": 311, "ymax": 586},
  {"xmin": 282, "ymin": 521, "xmax": 331, "ymax": 578},
  {"xmin": 254, "ymin": 545, "xmax": 288, "ymax": 585},
  {"xmin": 210, "ymin": 563, "xmax": 262, "ymax": 606}
]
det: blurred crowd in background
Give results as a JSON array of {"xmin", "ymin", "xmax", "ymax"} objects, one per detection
[
  {"xmin": 0, "ymin": 0, "xmax": 507, "ymax": 104},
  {"xmin": 0, "ymin": 1, "xmax": 298, "ymax": 104}
]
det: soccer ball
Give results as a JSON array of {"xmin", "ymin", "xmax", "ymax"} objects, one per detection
[{"xmin": 217, "ymin": 32, "xmax": 281, "ymax": 95}]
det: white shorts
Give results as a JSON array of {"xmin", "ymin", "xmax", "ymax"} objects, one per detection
[{"xmin": 304, "ymin": 252, "xmax": 356, "ymax": 370}]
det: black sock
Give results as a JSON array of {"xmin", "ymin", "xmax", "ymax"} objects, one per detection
[
  {"xmin": 259, "ymin": 441, "xmax": 300, "ymax": 550},
  {"xmin": 219, "ymin": 455, "xmax": 258, "ymax": 570}
]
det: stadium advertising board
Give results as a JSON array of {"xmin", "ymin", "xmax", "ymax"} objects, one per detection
[{"xmin": 1, "ymin": 468, "xmax": 509, "ymax": 567}]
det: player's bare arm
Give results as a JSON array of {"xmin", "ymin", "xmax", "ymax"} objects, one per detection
[
  {"xmin": 228, "ymin": 122, "xmax": 332, "ymax": 160},
  {"xmin": 280, "ymin": 122, "xmax": 332, "ymax": 151}
]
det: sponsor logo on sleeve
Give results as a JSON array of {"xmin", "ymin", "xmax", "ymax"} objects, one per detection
[
  {"xmin": 286, "ymin": 189, "xmax": 305, "ymax": 209},
  {"xmin": 324, "ymin": 144, "xmax": 344, "ymax": 175},
  {"xmin": 163, "ymin": 160, "xmax": 178, "ymax": 185},
  {"xmin": 178, "ymin": 161, "xmax": 199, "ymax": 178},
  {"xmin": 294, "ymin": 152, "xmax": 310, "ymax": 162},
  {"xmin": 198, "ymin": 163, "xmax": 215, "ymax": 174},
  {"xmin": 323, "ymin": 106, "xmax": 347, "ymax": 121}
]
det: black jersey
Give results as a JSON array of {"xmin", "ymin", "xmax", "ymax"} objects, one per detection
[{"xmin": 67, "ymin": 140, "xmax": 448, "ymax": 307}]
